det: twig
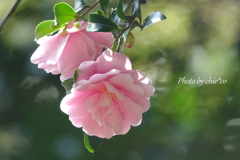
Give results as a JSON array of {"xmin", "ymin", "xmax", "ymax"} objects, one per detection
[
  {"xmin": 0, "ymin": 0, "xmax": 21, "ymax": 29},
  {"xmin": 80, "ymin": 0, "xmax": 100, "ymax": 18}
]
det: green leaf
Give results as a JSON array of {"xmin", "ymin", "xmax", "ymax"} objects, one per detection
[
  {"xmin": 132, "ymin": 0, "xmax": 141, "ymax": 19},
  {"xmin": 111, "ymin": 29, "xmax": 128, "ymax": 52},
  {"xmin": 117, "ymin": 0, "xmax": 127, "ymax": 20},
  {"xmin": 87, "ymin": 23, "xmax": 120, "ymax": 32},
  {"xmin": 142, "ymin": 11, "xmax": 166, "ymax": 29},
  {"xmin": 100, "ymin": 0, "xmax": 109, "ymax": 15},
  {"xmin": 111, "ymin": 30, "xmax": 124, "ymax": 51},
  {"xmin": 50, "ymin": 19, "xmax": 60, "ymax": 29},
  {"xmin": 74, "ymin": 0, "xmax": 86, "ymax": 9},
  {"xmin": 95, "ymin": 10, "xmax": 104, "ymax": 16},
  {"xmin": 84, "ymin": 133, "xmax": 94, "ymax": 153},
  {"xmin": 35, "ymin": 20, "xmax": 63, "ymax": 40},
  {"xmin": 87, "ymin": 13, "xmax": 121, "ymax": 32},
  {"xmin": 54, "ymin": 2, "xmax": 78, "ymax": 26},
  {"xmin": 130, "ymin": 20, "xmax": 142, "ymax": 30},
  {"xmin": 75, "ymin": 5, "xmax": 91, "ymax": 14},
  {"xmin": 111, "ymin": 10, "xmax": 121, "ymax": 26},
  {"xmin": 61, "ymin": 78, "xmax": 74, "ymax": 93},
  {"xmin": 110, "ymin": 1, "xmax": 131, "ymax": 26},
  {"xmin": 74, "ymin": 0, "xmax": 90, "ymax": 14},
  {"xmin": 122, "ymin": 28, "xmax": 130, "ymax": 44},
  {"xmin": 123, "ymin": 0, "xmax": 131, "ymax": 11},
  {"xmin": 118, "ymin": 27, "xmax": 131, "ymax": 52}
]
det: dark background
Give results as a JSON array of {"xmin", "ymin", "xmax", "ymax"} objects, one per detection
[{"xmin": 0, "ymin": 0, "xmax": 240, "ymax": 159}]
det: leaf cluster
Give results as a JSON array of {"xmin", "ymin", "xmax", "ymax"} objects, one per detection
[
  {"xmin": 86, "ymin": 0, "xmax": 166, "ymax": 51},
  {"xmin": 35, "ymin": 0, "xmax": 166, "ymax": 51}
]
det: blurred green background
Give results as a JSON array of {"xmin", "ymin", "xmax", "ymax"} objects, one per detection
[{"xmin": 1, "ymin": 0, "xmax": 240, "ymax": 159}]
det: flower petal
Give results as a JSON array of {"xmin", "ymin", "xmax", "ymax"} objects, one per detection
[
  {"xmin": 123, "ymin": 110, "xmax": 142, "ymax": 126},
  {"xmin": 99, "ymin": 91, "xmax": 111, "ymax": 107},
  {"xmin": 69, "ymin": 117, "xmax": 84, "ymax": 128},
  {"xmin": 82, "ymin": 116, "xmax": 98, "ymax": 136},
  {"xmin": 84, "ymin": 32, "xmax": 114, "ymax": 48},
  {"xmin": 126, "ymin": 92, "xmax": 151, "ymax": 112},
  {"xmin": 58, "ymin": 32, "xmax": 97, "ymax": 81},
  {"xmin": 96, "ymin": 49, "xmax": 132, "ymax": 73},
  {"xmin": 84, "ymin": 93, "xmax": 100, "ymax": 112},
  {"xmin": 88, "ymin": 69, "xmax": 121, "ymax": 84},
  {"xmin": 104, "ymin": 81, "xmax": 126, "ymax": 100},
  {"xmin": 63, "ymin": 91, "xmax": 90, "ymax": 118},
  {"xmin": 109, "ymin": 73, "xmax": 145, "ymax": 96},
  {"xmin": 127, "ymin": 70, "xmax": 155, "ymax": 97}
]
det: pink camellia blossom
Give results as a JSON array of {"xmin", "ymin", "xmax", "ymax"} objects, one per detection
[
  {"xmin": 30, "ymin": 20, "xmax": 115, "ymax": 81},
  {"xmin": 60, "ymin": 49, "xmax": 155, "ymax": 139}
]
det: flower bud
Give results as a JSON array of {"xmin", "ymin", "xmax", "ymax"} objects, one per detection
[{"xmin": 125, "ymin": 32, "xmax": 135, "ymax": 48}]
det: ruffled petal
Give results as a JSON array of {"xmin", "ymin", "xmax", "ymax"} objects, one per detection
[
  {"xmin": 60, "ymin": 91, "xmax": 91, "ymax": 118},
  {"xmin": 109, "ymin": 73, "xmax": 145, "ymax": 96},
  {"xmin": 104, "ymin": 81, "xmax": 126, "ymax": 100},
  {"xmin": 126, "ymin": 70, "xmax": 155, "ymax": 97},
  {"xmin": 126, "ymin": 92, "xmax": 151, "ymax": 112}
]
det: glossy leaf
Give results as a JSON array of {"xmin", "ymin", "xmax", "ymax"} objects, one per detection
[
  {"xmin": 35, "ymin": 20, "xmax": 63, "ymax": 40},
  {"xmin": 87, "ymin": 23, "xmax": 120, "ymax": 32},
  {"xmin": 110, "ymin": 1, "xmax": 131, "ymax": 26},
  {"xmin": 114, "ymin": 0, "xmax": 131, "ymax": 20},
  {"xmin": 132, "ymin": 0, "xmax": 141, "ymax": 19},
  {"xmin": 130, "ymin": 20, "xmax": 142, "ymax": 30},
  {"xmin": 87, "ymin": 13, "xmax": 121, "ymax": 32},
  {"xmin": 74, "ymin": 0, "xmax": 90, "ymax": 14},
  {"xmin": 142, "ymin": 11, "xmax": 166, "ymax": 29},
  {"xmin": 112, "ymin": 27, "xmax": 130, "ymax": 52},
  {"xmin": 117, "ymin": 0, "xmax": 127, "ymax": 20},
  {"xmin": 122, "ymin": 28, "xmax": 130, "ymax": 44},
  {"xmin": 75, "ymin": 5, "xmax": 91, "ymax": 14},
  {"xmin": 84, "ymin": 133, "xmax": 94, "ymax": 153},
  {"xmin": 123, "ymin": 0, "xmax": 132, "ymax": 11},
  {"xmin": 95, "ymin": 10, "xmax": 104, "ymax": 16},
  {"xmin": 54, "ymin": 2, "xmax": 77, "ymax": 26},
  {"xmin": 74, "ymin": 0, "xmax": 86, "ymax": 9},
  {"xmin": 100, "ymin": 0, "xmax": 109, "ymax": 15},
  {"xmin": 111, "ymin": 10, "xmax": 121, "ymax": 26},
  {"xmin": 119, "ymin": 28, "xmax": 131, "ymax": 52}
]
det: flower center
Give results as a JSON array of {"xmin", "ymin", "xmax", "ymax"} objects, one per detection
[{"xmin": 100, "ymin": 89, "xmax": 117, "ymax": 99}]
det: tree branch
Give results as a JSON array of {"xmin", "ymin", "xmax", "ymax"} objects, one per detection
[{"xmin": 0, "ymin": 0, "xmax": 21, "ymax": 29}]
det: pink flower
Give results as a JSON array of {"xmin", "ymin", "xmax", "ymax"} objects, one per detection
[
  {"xmin": 30, "ymin": 20, "xmax": 115, "ymax": 81},
  {"xmin": 60, "ymin": 49, "xmax": 155, "ymax": 139}
]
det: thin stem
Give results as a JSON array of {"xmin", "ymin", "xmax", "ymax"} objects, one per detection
[
  {"xmin": 0, "ymin": 0, "xmax": 21, "ymax": 29},
  {"xmin": 80, "ymin": 0, "xmax": 100, "ymax": 18},
  {"xmin": 84, "ymin": 133, "xmax": 94, "ymax": 153}
]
